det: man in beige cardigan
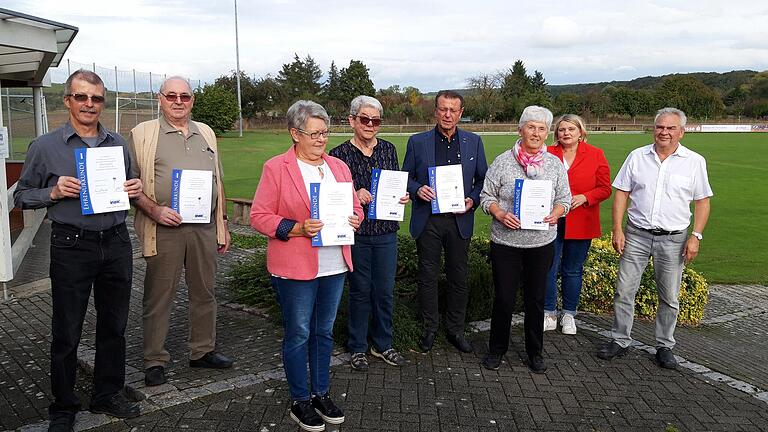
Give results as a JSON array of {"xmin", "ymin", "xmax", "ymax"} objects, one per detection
[{"xmin": 129, "ymin": 77, "xmax": 232, "ymax": 387}]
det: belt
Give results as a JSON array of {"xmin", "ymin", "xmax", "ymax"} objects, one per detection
[
  {"xmin": 51, "ymin": 221, "xmax": 125, "ymax": 239},
  {"xmin": 630, "ymin": 223, "xmax": 683, "ymax": 236}
]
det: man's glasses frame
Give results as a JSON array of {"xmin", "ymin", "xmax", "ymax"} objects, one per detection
[
  {"xmin": 66, "ymin": 93, "xmax": 105, "ymax": 104},
  {"xmin": 160, "ymin": 92, "xmax": 193, "ymax": 103},
  {"xmin": 296, "ymin": 128, "xmax": 330, "ymax": 140},
  {"xmin": 352, "ymin": 115, "xmax": 382, "ymax": 127}
]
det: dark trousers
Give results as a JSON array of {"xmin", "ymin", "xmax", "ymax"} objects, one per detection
[
  {"xmin": 347, "ymin": 233, "xmax": 398, "ymax": 353},
  {"xmin": 49, "ymin": 222, "xmax": 133, "ymax": 415},
  {"xmin": 416, "ymin": 214, "xmax": 471, "ymax": 335},
  {"xmin": 488, "ymin": 241, "xmax": 554, "ymax": 358}
]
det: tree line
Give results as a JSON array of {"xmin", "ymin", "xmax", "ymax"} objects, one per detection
[{"xmin": 198, "ymin": 54, "xmax": 767, "ymax": 131}]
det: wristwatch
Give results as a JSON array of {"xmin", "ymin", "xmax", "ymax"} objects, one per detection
[{"xmin": 691, "ymin": 231, "xmax": 703, "ymax": 241}]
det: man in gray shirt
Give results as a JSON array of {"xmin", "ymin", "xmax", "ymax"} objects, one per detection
[{"xmin": 14, "ymin": 70, "xmax": 142, "ymax": 432}]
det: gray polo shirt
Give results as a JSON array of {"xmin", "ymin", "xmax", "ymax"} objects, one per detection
[{"xmin": 13, "ymin": 122, "xmax": 134, "ymax": 231}]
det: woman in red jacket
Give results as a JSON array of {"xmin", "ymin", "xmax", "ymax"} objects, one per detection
[{"xmin": 544, "ymin": 114, "xmax": 612, "ymax": 335}]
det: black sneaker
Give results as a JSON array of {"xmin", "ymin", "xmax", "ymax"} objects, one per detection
[
  {"xmin": 89, "ymin": 392, "xmax": 140, "ymax": 419},
  {"xmin": 350, "ymin": 352, "xmax": 369, "ymax": 371},
  {"xmin": 655, "ymin": 347, "xmax": 678, "ymax": 369},
  {"xmin": 528, "ymin": 354, "xmax": 547, "ymax": 374},
  {"xmin": 48, "ymin": 411, "xmax": 76, "ymax": 432},
  {"xmin": 290, "ymin": 400, "xmax": 325, "ymax": 431},
  {"xmin": 311, "ymin": 393, "xmax": 345, "ymax": 424},
  {"xmin": 482, "ymin": 353, "xmax": 502, "ymax": 371}
]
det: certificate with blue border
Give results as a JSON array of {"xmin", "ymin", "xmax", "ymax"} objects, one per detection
[
  {"xmin": 368, "ymin": 169, "xmax": 407, "ymax": 221},
  {"xmin": 310, "ymin": 182, "xmax": 355, "ymax": 247},
  {"xmin": 75, "ymin": 147, "xmax": 130, "ymax": 215}
]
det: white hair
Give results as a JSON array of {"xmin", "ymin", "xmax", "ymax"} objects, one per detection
[
  {"xmin": 655, "ymin": 107, "xmax": 687, "ymax": 127},
  {"xmin": 518, "ymin": 105, "xmax": 553, "ymax": 129},
  {"xmin": 350, "ymin": 95, "xmax": 383, "ymax": 117}
]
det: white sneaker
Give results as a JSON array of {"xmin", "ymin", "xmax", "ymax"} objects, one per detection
[
  {"xmin": 543, "ymin": 314, "xmax": 557, "ymax": 332},
  {"xmin": 561, "ymin": 314, "xmax": 577, "ymax": 335}
]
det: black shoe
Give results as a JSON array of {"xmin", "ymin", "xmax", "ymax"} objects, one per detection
[
  {"xmin": 597, "ymin": 341, "xmax": 628, "ymax": 360},
  {"xmin": 189, "ymin": 351, "xmax": 233, "ymax": 369},
  {"xmin": 89, "ymin": 393, "xmax": 140, "ymax": 419},
  {"xmin": 290, "ymin": 400, "xmax": 325, "ymax": 431},
  {"xmin": 144, "ymin": 366, "xmax": 167, "ymax": 386},
  {"xmin": 528, "ymin": 354, "xmax": 547, "ymax": 374},
  {"xmin": 419, "ymin": 331, "xmax": 437, "ymax": 352},
  {"xmin": 481, "ymin": 353, "xmax": 502, "ymax": 370},
  {"xmin": 48, "ymin": 411, "xmax": 76, "ymax": 432},
  {"xmin": 655, "ymin": 347, "xmax": 678, "ymax": 369},
  {"xmin": 446, "ymin": 333, "xmax": 473, "ymax": 353},
  {"xmin": 311, "ymin": 392, "xmax": 345, "ymax": 424}
]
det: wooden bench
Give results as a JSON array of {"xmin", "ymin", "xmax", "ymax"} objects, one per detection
[{"xmin": 226, "ymin": 198, "xmax": 252, "ymax": 225}]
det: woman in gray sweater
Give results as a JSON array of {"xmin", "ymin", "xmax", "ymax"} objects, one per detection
[{"xmin": 479, "ymin": 105, "xmax": 571, "ymax": 373}]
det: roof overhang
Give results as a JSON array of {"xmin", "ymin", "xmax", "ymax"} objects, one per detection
[{"xmin": 0, "ymin": 8, "xmax": 78, "ymax": 87}]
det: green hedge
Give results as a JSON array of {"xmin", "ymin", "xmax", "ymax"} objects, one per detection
[{"xmin": 228, "ymin": 233, "xmax": 709, "ymax": 351}]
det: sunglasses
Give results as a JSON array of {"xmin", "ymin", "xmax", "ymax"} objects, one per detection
[
  {"xmin": 67, "ymin": 93, "xmax": 105, "ymax": 104},
  {"xmin": 160, "ymin": 92, "xmax": 193, "ymax": 103},
  {"xmin": 353, "ymin": 115, "xmax": 382, "ymax": 127}
]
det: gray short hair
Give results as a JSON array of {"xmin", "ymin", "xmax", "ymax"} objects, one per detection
[
  {"xmin": 518, "ymin": 105, "xmax": 553, "ymax": 129},
  {"xmin": 350, "ymin": 95, "xmax": 383, "ymax": 117},
  {"xmin": 655, "ymin": 107, "xmax": 687, "ymax": 127},
  {"xmin": 286, "ymin": 100, "xmax": 330, "ymax": 133},
  {"xmin": 64, "ymin": 69, "xmax": 104, "ymax": 95},
  {"xmin": 160, "ymin": 76, "xmax": 193, "ymax": 94}
]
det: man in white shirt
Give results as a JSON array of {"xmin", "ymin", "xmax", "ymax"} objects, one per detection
[{"xmin": 598, "ymin": 107, "xmax": 713, "ymax": 369}]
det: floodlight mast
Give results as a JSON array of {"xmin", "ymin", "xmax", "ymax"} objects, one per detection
[{"xmin": 234, "ymin": 0, "xmax": 243, "ymax": 138}]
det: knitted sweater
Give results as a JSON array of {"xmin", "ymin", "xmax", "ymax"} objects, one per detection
[{"xmin": 480, "ymin": 150, "xmax": 571, "ymax": 248}]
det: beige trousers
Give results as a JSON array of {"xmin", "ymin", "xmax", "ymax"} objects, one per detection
[{"xmin": 143, "ymin": 223, "xmax": 218, "ymax": 368}]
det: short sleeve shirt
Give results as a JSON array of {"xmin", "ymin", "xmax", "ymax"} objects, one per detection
[{"xmin": 612, "ymin": 143, "xmax": 713, "ymax": 231}]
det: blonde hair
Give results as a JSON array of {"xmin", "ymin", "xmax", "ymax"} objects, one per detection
[{"xmin": 553, "ymin": 114, "xmax": 588, "ymax": 144}]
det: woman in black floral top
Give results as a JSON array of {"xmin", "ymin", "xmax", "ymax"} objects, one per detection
[{"xmin": 329, "ymin": 96, "xmax": 409, "ymax": 371}]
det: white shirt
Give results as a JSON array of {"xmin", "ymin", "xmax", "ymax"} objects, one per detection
[
  {"xmin": 297, "ymin": 159, "xmax": 348, "ymax": 277},
  {"xmin": 612, "ymin": 143, "xmax": 713, "ymax": 231}
]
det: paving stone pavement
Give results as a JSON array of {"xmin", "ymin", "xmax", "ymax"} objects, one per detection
[{"xmin": 2, "ymin": 220, "xmax": 768, "ymax": 431}]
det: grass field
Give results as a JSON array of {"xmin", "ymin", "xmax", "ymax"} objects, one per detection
[{"xmin": 215, "ymin": 130, "xmax": 767, "ymax": 285}]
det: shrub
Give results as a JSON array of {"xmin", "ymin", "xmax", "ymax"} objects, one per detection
[
  {"xmin": 580, "ymin": 236, "xmax": 709, "ymax": 324},
  {"xmin": 227, "ymin": 232, "xmax": 709, "ymax": 352},
  {"xmin": 191, "ymin": 83, "xmax": 239, "ymax": 135}
]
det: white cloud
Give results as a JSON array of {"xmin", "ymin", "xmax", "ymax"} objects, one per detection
[{"xmin": 2, "ymin": 0, "xmax": 766, "ymax": 90}]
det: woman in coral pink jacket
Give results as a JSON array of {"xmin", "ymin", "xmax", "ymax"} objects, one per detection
[
  {"xmin": 544, "ymin": 114, "xmax": 612, "ymax": 336},
  {"xmin": 250, "ymin": 100, "xmax": 363, "ymax": 431}
]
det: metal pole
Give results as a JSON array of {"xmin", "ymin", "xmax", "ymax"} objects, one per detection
[
  {"xmin": 115, "ymin": 66, "xmax": 119, "ymax": 133},
  {"xmin": 6, "ymin": 88, "xmax": 11, "ymax": 157},
  {"xmin": 92, "ymin": 62, "xmax": 96, "ymax": 72},
  {"xmin": 149, "ymin": 72, "xmax": 154, "ymax": 117},
  {"xmin": 234, "ymin": 0, "xmax": 243, "ymax": 137},
  {"xmin": 67, "ymin": 59, "xmax": 71, "ymax": 76},
  {"xmin": 32, "ymin": 87, "xmax": 44, "ymax": 137},
  {"xmin": 133, "ymin": 69, "xmax": 138, "ymax": 128}
]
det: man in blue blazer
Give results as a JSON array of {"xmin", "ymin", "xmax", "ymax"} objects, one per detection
[{"xmin": 402, "ymin": 90, "xmax": 488, "ymax": 353}]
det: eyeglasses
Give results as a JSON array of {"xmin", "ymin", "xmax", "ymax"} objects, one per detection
[
  {"xmin": 160, "ymin": 92, "xmax": 193, "ymax": 103},
  {"xmin": 296, "ymin": 128, "xmax": 330, "ymax": 140},
  {"xmin": 352, "ymin": 115, "xmax": 382, "ymax": 127},
  {"xmin": 436, "ymin": 107, "xmax": 461, "ymax": 115},
  {"xmin": 66, "ymin": 93, "xmax": 105, "ymax": 104}
]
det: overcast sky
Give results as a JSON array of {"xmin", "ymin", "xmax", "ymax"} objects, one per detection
[{"xmin": 6, "ymin": 0, "xmax": 768, "ymax": 91}]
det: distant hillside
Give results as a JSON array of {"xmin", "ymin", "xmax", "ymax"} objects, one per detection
[{"xmin": 548, "ymin": 70, "xmax": 758, "ymax": 96}]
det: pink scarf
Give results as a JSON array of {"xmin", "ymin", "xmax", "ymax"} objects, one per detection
[{"xmin": 513, "ymin": 139, "xmax": 547, "ymax": 179}]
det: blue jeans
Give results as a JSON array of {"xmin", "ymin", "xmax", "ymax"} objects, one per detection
[
  {"xmin": 544, "ymin": 220, "xmax": 592, "ymax": 316},
  {"xmin": 271, "ymin": 273, "xmax": 345, "ymax": 401},
  {"xmin": 347, "ymin": 233, "xmax": 398, "ymax": 353}
]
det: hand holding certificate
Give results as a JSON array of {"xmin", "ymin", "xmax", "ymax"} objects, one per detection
[
  {"xmin": 512, "ymin": 179, "xmax": 553, "ymax": 230},
  {"xmin": 310, "ymin": 182, "xmax": 355, "ymax": 246},
  {"xmin": 368, "ymin": 169, "xmax": 408, "ymax": 221},
  {"xmin": 171, "ymin": 169, "xmax": 213, "ymax": 223},
  {"xmin": 428, "ymin": 164, "xmax": 465, "ymax": 214},
  {"xmin": 75, "ymin": 147, "xmax": 130, "ymax": 215}
]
